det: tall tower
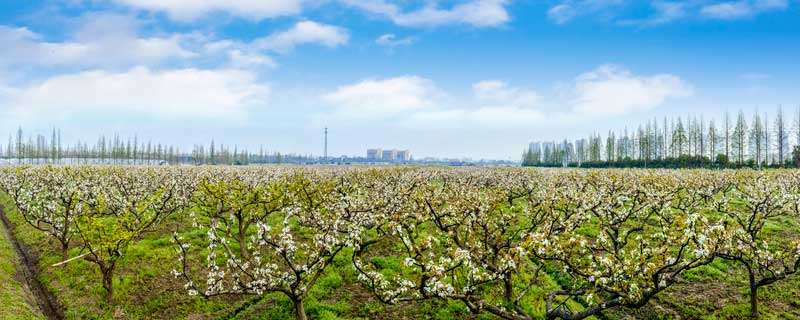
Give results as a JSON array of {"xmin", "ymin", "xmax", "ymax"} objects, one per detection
[{"xmin": 324, "ymin": 127, "xmax": 328, "ymax": 161}]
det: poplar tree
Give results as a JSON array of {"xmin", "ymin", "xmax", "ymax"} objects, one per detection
[
  {"xmin": 51, "ymin": 128, "xmax": 58, "ymax": 163},
  {"xmin": 7, "ymin": 135, "xmax": 13, "ymax": 160},
  {"xmin": 724, "ymin": 111, "xmax": 731, "ymax": 159},
  {"xmin": 795, "ymin": 105, "xmax": 800, "ymax": 151},
  {"xmin": 732, "ymin": 111, "xmax": 748, "ymax": 164},
  {"xmin": 775, "ymin": 106, "xmax": 788, "ymax": 165},
  {"xmin": 16, "ymin": 127, "xmax": 23, "ymax": 163},
  {"xmin": 749, "ymin": 113, "xmax": 763, "ymax": 167},
  {"xmin": 662, "ymin": 117, "xmax": 668, "ymax": 159},
  {"xmin": 210, "ymin": 139, "xmax": 216, "ymax": 165},
  {"xmin": 673, "ymin": 117, "xmax": 687, "ymax": 156},
  {"xmin": 763, "ymin": 112, "xmax": 770, "ymax": 166},
  {"xmin": 699, "ymin": 116, "xmax": 706, "ymax": 158}
]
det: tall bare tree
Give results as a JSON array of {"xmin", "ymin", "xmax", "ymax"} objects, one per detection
[
  {"xmin": 763, "ymin": 112, "xmax": 770, "ymax": 166},
  {"xmin": 748, "ymin": 112, "xmax": 762, "ymax": 166},
  {"xmin": 699, "ymin": 116, "xmax": 706, "ymax": 158},
  {"xmin": 795, "ymin": 105, "xmax": 800, "ymax": 151},
  {"xmin": 673, "ymin": 117, "xmax": 687, "ymax": 157},
  {"xmin": 724, "ymin": 111, "xmax": 731, "ymax": 160},
  {"xmin": 732, "ymin": 111, "xmax": 748, "ymax": 164},
  {"xmin": 708, "ymin": 120, "xmax": 718, "ymax": 159},
  {"xmin": 775, "ymin": 106, "xmax": 788, "ymax": 165}
]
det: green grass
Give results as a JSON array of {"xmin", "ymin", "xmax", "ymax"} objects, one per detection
[
  {"xmin": 0, "ymin": 205, "xmax": 45, "ymax": 320},
  {"xmin": 1, "ymin": 189, "xmax": 799, "ymax": 319},
  {"xmin": 0, "ymin": 192, "xmax": 483, "ymax": 320}
]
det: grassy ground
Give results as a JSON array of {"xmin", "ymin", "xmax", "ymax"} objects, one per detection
[
  {"xmin": 1, "ymin": 190, "xmax": 799, "ymax": 319},
  {"xmin": 0, "ymin": 191, "xmax": 478, "ymax": 320},
  {"xmin": 0, "ymin": 203, "xmax": 45, "ymax": 320},
  {"xmin": 608, "ymin": 259, "xmax": 800, "ymax": 320}
]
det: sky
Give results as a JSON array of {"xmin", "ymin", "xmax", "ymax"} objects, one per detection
[{"xmin": 0, "ymin": 0, "xmax": 798, "ymax": 160}]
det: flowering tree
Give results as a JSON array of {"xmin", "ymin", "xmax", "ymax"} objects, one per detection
[
  {"xmin": 2, "ymin": 166, "xmax": 800, "ymax": 318},
  {"xmin": 173, "ymin": 169, "xmax": 377, "ymax": 320},
  {"xmin": 533, "ymin": 171, "xmax": 725, "ymax": 319},
  {"xmin": 0, "ymin": 166, "xmax": 87, "ymax": 261},
  {"xmin": 353, "ymin": 169, "xmax": 554, "ymax": 319},
  {"xmin": 0, "ymin": 166, "xmax": 28, "ymax": 202},
  {"xmin": 75, "ymin": 167, "xmax": 192, "ymax": 303},
  {"xmin": 714, "ymin": 171, "xmax": 800, "ymax": 317}
]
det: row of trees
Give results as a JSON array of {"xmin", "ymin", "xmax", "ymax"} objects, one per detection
[
  {"xmin": 0, "ymin": 128, "xmax": 316, "ymax": 165},
  {"xmin": 0, "ymin": 166, "xmax": 195, "ymax": 303},
  {"xmin": 523, "ymin": 106, "xmax": 800, "ymax": 168},
  {"xmin": 2, "ymin": 167, "xmax": 798, "ymax": 319}
]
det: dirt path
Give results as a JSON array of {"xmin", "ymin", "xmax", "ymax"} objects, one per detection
[{"xmin": 0, "ymin": 207, "xmax": 65, "ymax": 320}]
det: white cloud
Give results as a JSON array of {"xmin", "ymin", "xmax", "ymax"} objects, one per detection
[
  {"xmin": 701, "ymin": 1, "xmax": 754, "ymax": 18},
  {"xmin": 228, "ymin": 50, "xmax": 277, "ymax": 68},
  {"xmin": 619, "ymin": 2, "xmax": 690, "ymax": 26},
  {"xmin": 754, "ymin": 0, "xmax": 789, "ymax": 10},
  {"xmin": 376, "ymin": 34, "xmax": 415, "ymax": 47},
  {"xmin": 316, "ymin": 65, "xmax": 690, "ymax": 159},
  {"xmin": 322, "ymin": 65, "xmax": 688, "ymax": 126},
  {"xmin": 110, "ymin": 0, "xmax": 302, "ymax": 21},
  {"xmin": 341, "ymin": 0, "xmax": 510, "ymax": 27},
  {"xmin": 322, "ymin": 77, "xmax": 545, "ymax": 128},
  {"xmin": 571, "ymin": 65, "xmax": 693, "ymax": 116},
  {"xmin": 551, "ymin": 0, "xmax": 789, "ymax": 24},
  {"xmin": 700, "ymin": 0, "xmax": 787, "ymax": 19},
  {"xmin": 546, "ymin": 0, "xmax": 624, "ymax": 24},
  {"xmin": 650, "ymin": 2, "xmax": 690, "ymax": 23},
  {"xmin": 0, "ymin": 14, "xmax": 195, "ymax": 69},
  {"xmin": 547, "ymin": 4, "xmax": 577, "ymax": 24},
  {"xmin": 472, "ymin": 80, "xmax": 540, "ymax": 109},
  {"xmin": 4, "ymin": 67, "xmax": 269, "ymax": 120},
  {"xmin": 414, "ymin": 81, "xmax": 543, "ymax": 128},
  {"xmin": 255, "ymin": 21, "xmax": 349, "ymax": 53},
  {"xmin": 323, "ymin": 76, "xmax": 439, "ymax": 118}
]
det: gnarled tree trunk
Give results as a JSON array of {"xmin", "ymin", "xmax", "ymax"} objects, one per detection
[
  {"xmin": 292, "ymin": 297, "xmax": 307, "ymax": 320},
  {"xmin": 747, "ymin": 266, "xmax": 758, "ymax": 318}
]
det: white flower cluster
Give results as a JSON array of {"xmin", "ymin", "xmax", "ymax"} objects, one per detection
[{"xmin": 2, "ymin": 166, "xmax": 799, "ymax": 320}]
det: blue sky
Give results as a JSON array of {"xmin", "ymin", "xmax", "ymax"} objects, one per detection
[{"xmin": 0, "ymin": 0, "xmax": 798, "ymax": 160}]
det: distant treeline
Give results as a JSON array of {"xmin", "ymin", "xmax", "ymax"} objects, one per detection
[
  {"xmin": 523, "ymin": 106, "xmax": 800, "ymax": 168},
  {"xmin": 0, "ymin": 127, "xmax": 316, "ymax": 165}
]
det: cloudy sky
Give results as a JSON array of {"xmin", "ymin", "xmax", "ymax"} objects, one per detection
[{"xmin": 0, "ymin": 0, "xmax": 798, "ymax": 160}]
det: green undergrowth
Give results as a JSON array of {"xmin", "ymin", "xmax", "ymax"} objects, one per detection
[
  {"xmin": 0, "ymin": 191, "xmax": 798, "ymax": 319},
  {"xmin": 0, "ymin": 198, "xmax": 45, "ymax": 319}
]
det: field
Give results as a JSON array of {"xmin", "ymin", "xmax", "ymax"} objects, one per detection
[{"xmin": 0, "ymin": 166, "xmax": 799, "ymax": 320}]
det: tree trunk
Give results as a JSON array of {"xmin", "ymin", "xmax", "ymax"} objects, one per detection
[
  {"xmin": 238, "ymin": 227, "xmax": 249, "ymax": 260},
  {"xmin": 60, "ymin": 242, "xmax": 69, "ymax": 265},
  {"xmin": 748, "ymin": 267, "xmax": 758, "ymax": 318},
  {"xmin": 102, "ymin": 267, "xmax": 115, "ymax": 305},
  {"xmin": 503, "ymin": 274, "xmax": 513, "ymax": 301},
  {"xmin": 292, "ymin": 297, "xmax": 307, "ymax": 320}
]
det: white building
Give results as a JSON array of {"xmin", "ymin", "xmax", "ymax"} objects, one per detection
[
  {"xmin": 382, "ymin": 149, "xmax": 397, "ymax": 161},
  {"xmin": 367, "ymin": 148, "xmax": 382, "ymax": 161},
  {"xmin": 367, "ymin": 147, "xmax": 412, "ymax": 162},
  {"xmin": 396, "ymin": 150, "xmax": 412, "ymax": 162}
]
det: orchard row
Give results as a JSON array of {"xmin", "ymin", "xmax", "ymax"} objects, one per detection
[{"xmin": 1, "ymin": 166, "xmax": 799, "ymax": 319}]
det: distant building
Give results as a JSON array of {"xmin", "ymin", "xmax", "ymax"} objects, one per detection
[
  {"xmin": 396, "ymin": 150, "xmax": 411, "ymax": 162},
  {"xmin": 368, "ymin": 148, "xmax": 411, "ymax": 162},
  {"xmin": 382, "ymin": 149, "xmax": 397, "ymax": 161},
  {"xmin": 367, "ymin": 148, "xmax": 383, "ymax": 161}
]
